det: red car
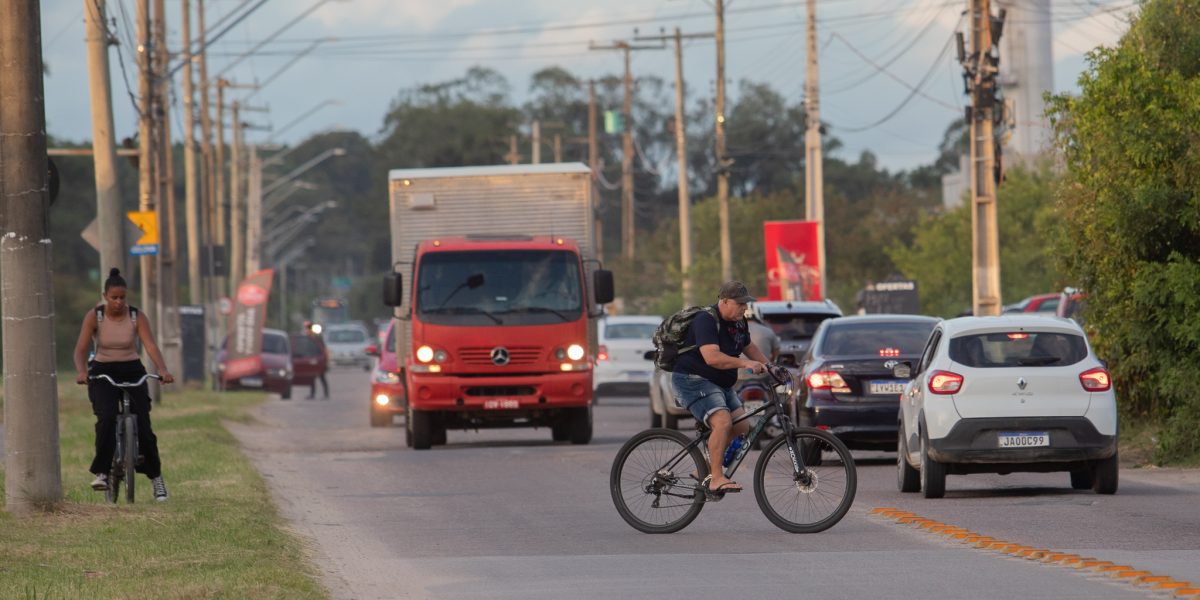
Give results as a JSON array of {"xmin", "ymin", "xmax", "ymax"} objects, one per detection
[
  {"xmin": 290, "ymin": 333, "xmax": 328, "ymax": 388},
  {"xmin": 214, "ymin": 328, "xmax": 294, "ymax": 399},
  {"xmin": 368, "ymin": 320, "xmax": 406, "ymax": 427},
  {"xmin": 1003, "ymin": 293, "xmax": 1061, "ymax": 314}
]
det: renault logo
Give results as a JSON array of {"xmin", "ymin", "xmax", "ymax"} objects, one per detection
[
  {"xmin": 1017, "ymin": 377, "xmax": 1027, "ymax": 390},
  {"xmin": 491, "ymin": 347, "xmax": 510, "ymax": 366}
]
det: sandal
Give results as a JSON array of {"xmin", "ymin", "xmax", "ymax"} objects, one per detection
[{"xmin": 701, "ymin": 474, "xmax": 743, "ymax": 493}]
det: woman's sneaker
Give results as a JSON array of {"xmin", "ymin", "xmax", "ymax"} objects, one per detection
[
  {"xmin": 90, "ymin": 473, "xmax": 108, "ymax": 491},
  {"xmin": 151, "ymin": 476, "xmax": 169, "ymax": 502}
]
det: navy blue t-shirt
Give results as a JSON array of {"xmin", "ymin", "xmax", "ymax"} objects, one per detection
[{"xmin": 672, "ymin": 304, "xmax": 751, "ymax": 389}]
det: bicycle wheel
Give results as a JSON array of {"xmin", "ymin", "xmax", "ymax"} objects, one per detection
[
  {"xmin": 610, "ymin": 428, "xmax": 707, "ymax": 534},
  {"xmin": 123, "ymin": 415, "xmax": 137, "ymax": 503},
  {"xmin": 754, "ymin": 427, "xmax": 856, "ymax": 533}
]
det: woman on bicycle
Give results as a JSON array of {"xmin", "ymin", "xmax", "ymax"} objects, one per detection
[{"xmin": 72, "ymin": 268, "xmax": 175, "ymax": 501}]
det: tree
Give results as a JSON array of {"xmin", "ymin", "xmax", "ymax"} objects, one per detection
[{"xmin": 1046, "ymin": 0, "xmax": 1200, "ymax": 461}]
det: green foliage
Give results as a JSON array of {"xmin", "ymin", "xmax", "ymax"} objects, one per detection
[
  {"xmin": 886, "ymin": 164, "xmax": 1064, "ymax": 317},
  {"xmin": 1047, "ymin": 0, "xmax": 1200, "ymax": 462}
]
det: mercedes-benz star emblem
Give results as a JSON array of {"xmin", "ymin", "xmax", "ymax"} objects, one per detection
[
  {"xmin": 491, "ymin": 347, "xmax": 510, "ymax": 366},
  {"xmin": 883, "ymin": 360, "xmax": 899, "ymax": 370},
  {"xmin": 1017, "ymin": 377, "xmax": 1027, "ymax": 390}
]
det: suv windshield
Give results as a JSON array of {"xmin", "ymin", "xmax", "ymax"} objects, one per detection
[
  {"xmin": 762, "ymin": 313, "xmax": 836, "ymax": 340},
  {"xmin": 326, "ymin": 328, "xmax": 367, "ymax": 344},
  {"xmin": 416, "ymin": 250, "xmax": 583, "ymax": 326},
  {"xmin": 820, "ymin": 321, "xmax": 935, "ymax": 356},
  {"xmin": 949, "ymin": 331, "xmax": 1088, "ymax": 368},
  {"xmin": 605, "ymin": 323, "xmax": 658, "ymax": 340}
]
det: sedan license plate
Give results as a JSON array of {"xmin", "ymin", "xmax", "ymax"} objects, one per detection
[
  {"xmin": 998, "ymin": 431, "xmax": 1049, "ymax": 448},
  {"xmin": 483, "ymin": 398, "xmax": 520, "ymax": 410},
  {"xmin": 868, "ymin": 380, "xmax": 906, "ymax": 395},
  {"xmin": 240, "ymin": 376, "xmax": 263, "ymax": 388}
]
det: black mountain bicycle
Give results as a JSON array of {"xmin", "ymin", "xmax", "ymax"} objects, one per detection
[
  {"xmin": 610, "ymin": 367, "xmax": 856, "ymax": 534},
  {"xmin": 90, "ymin": 373, "xmax": 160, "ymax": 504}
]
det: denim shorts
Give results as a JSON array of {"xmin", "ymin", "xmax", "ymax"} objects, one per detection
[{"xmin": 671, "ymin": 372, "xmax": 741, "ymax": 425}]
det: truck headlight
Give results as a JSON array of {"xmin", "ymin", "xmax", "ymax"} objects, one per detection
[
  {"xmin": 416, "ymin": 345, "xmax": 434, "ymax": 362},
  {"xmin": 567, "ymin": 344, "xmax": 585, "ymax": 361}
]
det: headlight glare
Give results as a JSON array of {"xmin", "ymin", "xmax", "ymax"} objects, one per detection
[
  {"xmin": 567, "ymin": 344, "xmax": 585, "ymax": 361},
  {"xmin": 416, "ymin": 345, "xmax": 434, "ymax": 362}
]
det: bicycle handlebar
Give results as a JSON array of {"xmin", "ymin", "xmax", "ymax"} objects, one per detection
[{"xmin": 88, "ymin": 373, "xmax": 162, "ymax": 388}]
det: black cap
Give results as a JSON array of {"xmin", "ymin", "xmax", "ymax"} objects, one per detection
[{"xmin": 718, "ymin": 280, "xmax": 755, "ymax": 304}]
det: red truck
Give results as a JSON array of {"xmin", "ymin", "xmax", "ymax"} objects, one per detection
[{"xmin": 382, "ymin": 164, "xmax": 613, "ymax": 450}]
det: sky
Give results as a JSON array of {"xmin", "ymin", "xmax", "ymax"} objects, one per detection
[{"xmin": 39, "ymin": 0, "xmax": 1137, "ymax": 173}]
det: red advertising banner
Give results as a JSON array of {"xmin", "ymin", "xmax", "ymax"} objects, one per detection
[
  {"xmin": 764, "ymin": 220, "xmax": 822, "ymax": 301},
  {"xmin": 223, "ymin": 268, "xmax": 274, "ymax": 381}
]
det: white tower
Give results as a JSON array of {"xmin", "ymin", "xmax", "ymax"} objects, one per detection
[{"xmin": 997, "ymin": 0, "xmax": 1054, "ymax": 160}]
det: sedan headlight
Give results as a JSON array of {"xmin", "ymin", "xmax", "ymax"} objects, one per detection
[
  {"xmin": 373, "ymin": 369, "xmax": 401, "ymax": 384},
  {"xmin": 566, "ymin": 344, "xmax": 586, "ymax": 361}
]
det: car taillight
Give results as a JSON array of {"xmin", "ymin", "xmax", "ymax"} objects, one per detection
[
  {"xmin": 597, "ymin": 345, "xmax": 609, "ymax": 361},
  {"xmin": 1079, "ymin": 367, "xmax": 1111, "ymax": 392},
  {"xmin": 928, "ymin": 370, "xmax": 963, "ymax": 394},
  {"xmin": 807, "ymin": 371, "xmax": 849, "ymax": 392},
  {"xmin": 738, "ymin": 386, "xmax": 768, "ymax": 403}
]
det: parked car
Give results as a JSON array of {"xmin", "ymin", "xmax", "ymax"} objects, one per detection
[
  {"xmin": 323, "ymin": 323, "xmax": 373, "ymax": 370},
  {"xmin": 750, "ymin": 300, "xmax": 842, "ymax": 368},
  {"xmin": 1003, "ymin": 293, "xmax": 1061, "ymax": 314},
  {"xmin": 214, "ymin": 328, "xmax": 294, "ymax": 399},
  {"xmin": 594, "ymin": 315, "xmax": 662, "ymax": 396},
  {"xmin": 896, "ymin": 315, "xmax": 1118, "ymax": 498},
  {"xmin": 797, "ymin": 315, "xmax": 939, "ymax": 455},
  {"xmin": 366, "ymin": 320, "xmax": 406, "ymax": 427},
  {"xmin": 290, "ymin": 332, "xmax": 328, "ymax": 389}
]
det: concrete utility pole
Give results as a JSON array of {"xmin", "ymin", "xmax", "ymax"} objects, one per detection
[
  {"xmin": 136, "ymin": 0, "xmax": 158, "ymax": 334},
  {"xmin": 196, "ymin": 0, "xmax": 216, "ymax": 302},
  {"xmin": 154, "ymin": 0, "xmax": 182, "ymax": 386},
  {"xmin": 246, "ymin": 146, "xmax": 262, "ymax": 275},
  {"xmin": 587, "ymin": 80, "xmax": 603, "ymax": 260},
  {"xmin": 715, "ymin": 0, "xmax": 732, "ymax": 282},
  {"xmin": 230, "ymin": 101, "xmax": 244, "ymax": 289},
  {"xmin": 636, "ymin": 28, "xmax": 713, "ymax": 307},
  {"xmin": 553, "ymin": 134, "xmax": 562, "ymax": 163},
  {"xmin": 2, "ymin": 0, "xmax": 65, "ymax": 513},
  {"xmin": 215, "ymin": 80, "xmax": 229, "ymax": 292},
  {"xmin": 508, "ymin": 135, "xmax": 519, "ymax": 165},
  {"xmin": 84, "ymin": 0, "xmax": 126, "ymax": 280},
  {"xmin": 804, "ymin": 0, "xmax": 827, "ymax": 299},
  {"xmin": 962, "ymin": 0, "xmax": 1005, "ymax": 316},
  {"xmin": 181, "ymin": 0, "xmax": 201, "ymax": 305},
  {"xmin": 589, "ymin": 39, "xmax": 663, "ymax": 262},
  {"xmin": 532, "ymin": 120, "xmax": 541, "ymax": 164}
]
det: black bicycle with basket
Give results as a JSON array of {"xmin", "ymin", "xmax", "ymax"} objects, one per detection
[{"xmin": 610, "ymin": 366, "xmax": 856, "ymax": 533}]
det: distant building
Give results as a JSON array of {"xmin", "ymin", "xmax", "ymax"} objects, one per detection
[
  {"xmin": 941, "ymin": 155, "xmax": 970, "ymax": 210},
  {"xmin": 997, "ymin": 0, "xmax": 1055, "ymax": 162}
]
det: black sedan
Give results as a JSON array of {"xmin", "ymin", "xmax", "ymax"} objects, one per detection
[{"xmin": 797, "ymin": 315, "xmax": 939, "ymax": 454}]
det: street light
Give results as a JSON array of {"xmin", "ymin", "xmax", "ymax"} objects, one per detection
[
  {"xmin": 264, "ymin": 200, "xmax": 337, "ymax": 261},
  {"xmin": 262, "ymin": 147, "xmax": 346, "ymax": 197},
  {"xmin": 266, "ymin": 99, "xmax": 342, "ymax": 145},
  {"xmin": 264, "ymin": 180, "xmax": 318, "ymax": 214}
]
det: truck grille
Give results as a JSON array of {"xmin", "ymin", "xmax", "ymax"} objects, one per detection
[
  {"xmin": 465, "ymin": 386, "xmax": 537, "ymax": 397},
  {"xmin": 459, "ymin": 346, "xmax": 542, "ymax": 366}
]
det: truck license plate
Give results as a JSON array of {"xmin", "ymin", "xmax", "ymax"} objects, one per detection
[
  {"xmin": 483, "ymin": 398, "xmax": 520, "ymax": 410},
  {"xmin": 998, "ymin": 432, "xmax": 1049, "ymax": 448}
]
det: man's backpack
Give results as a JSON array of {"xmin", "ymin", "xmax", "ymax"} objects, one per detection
[{"xmin": 651, "ymin": 305, "xmax": 719, "ymax": 372}]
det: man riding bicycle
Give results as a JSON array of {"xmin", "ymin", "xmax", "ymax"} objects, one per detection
[
  {"xmin": 671, "ymin": 281, "xmax": 773, "ymax": 494},
  {"xmin": 72, "ymin": 268, "xmax": 175, "ymax": 501}
]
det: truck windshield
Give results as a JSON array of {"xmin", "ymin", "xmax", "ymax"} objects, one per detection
[{"xmin": 416, "ymin": 250, "xmax": 583, "ymax": 326}]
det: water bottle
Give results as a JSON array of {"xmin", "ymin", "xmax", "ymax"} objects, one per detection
[{"xmin": 722, "ymin": 435, "xmax": 745, "ymax": 468}]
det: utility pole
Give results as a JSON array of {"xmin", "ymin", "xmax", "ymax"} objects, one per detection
[
  {"xmin": 84, "ymin": 0, "xmax": 126, "ymax": 280},
  {"xmin": 532, "ymin": 119, "xmax": 541, "ymax": 164},
  {"xmin": 229, "ymin": 101, "xmax": 243, "ymax": 289},
  {"xmin": 181, "ymin": 0, "xmax": 201, "ymax": 305},
  {"xmin": 635, "ymin": 28, "xmax": 713, "ymax": 307},
  {"xmin": 1, "ymin": 0, "xmax": 65, "ymax": 514},
  {"xmin": 804, "ymin": 0, "xmax": 826, "ymax": 299},
  {"xmin": 196, "ymin": 0, "xmax": 216, "ymax": 312},
  {"xmin": 715, "ymin": 0, "xmax": 732, "ymax": 282},
  {"xmin": 214, "ymin": 79, "xmax": 228, "ymax": 294},
  {"xmin": 246, "ymin": 146, "xmax": 262, "ymax": 274},
  {"xmin": 589, "ymin": 39, "xmax": 663, "ymax": 262},
  {"xmin": 136, "ymin": 0, "xmax": 158, "ymax": 336},
  {"xmin": 153, "ymin": 0, "xmax": 181, "ymax": 388},
  {"xmin": 961, "ymin": 0, "xmax": 1006, "ymax": 316},
  {"xmin": 587, "ymin": 80, "xmax": 603, "ymax": 260},
  {"xmin": 553, "ymin": 134, "xmax": 562, "ymax": 163},
  {"xmin": 508, "ymin": 135, "xmax": 519, "ymax": 165}
]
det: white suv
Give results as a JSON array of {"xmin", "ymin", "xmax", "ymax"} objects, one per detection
[{"xmin": 896, "ymin": 316, "xmax": 1118, "ymax": 498}]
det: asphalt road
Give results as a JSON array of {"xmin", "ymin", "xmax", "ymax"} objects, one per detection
[{"xmin": 225, "ymin": 369, "xmax": 1200, "ymax": 600}]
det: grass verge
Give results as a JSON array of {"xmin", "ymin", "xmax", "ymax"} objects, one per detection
[{"xmin": 0, "ymin": 384, "xmax": 327, "ymax": 599}]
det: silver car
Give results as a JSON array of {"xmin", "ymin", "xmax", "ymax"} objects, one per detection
[{"xmin": 322, "ymin": 323, "xmax": 373, "ymax": 371}]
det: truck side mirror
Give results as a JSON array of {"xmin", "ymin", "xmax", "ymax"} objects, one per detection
[
  {"xmin": 593, "ymin": 269, "xmax": 615, "ymax": 305},
  {"xmin": 383, "ymin": 273, "xmax": 403, "ymax": 307}
]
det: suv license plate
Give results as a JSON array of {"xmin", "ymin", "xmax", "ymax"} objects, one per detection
[
  {"xmin": 240, "ymin": 376, "xmax": 263, "ymax": 387},
  {"xmin": 483, "ymin": 398, "xmax": 520, "ymax": 410},
  {"xmin": 868, "ymin": 380, "xmax": 906, "ymax": 395},
  {"xmin": 998, "ymin": 432, "xmax": 1049, "ymax": 448}
]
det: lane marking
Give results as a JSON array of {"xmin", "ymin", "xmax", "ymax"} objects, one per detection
[{"xmin": 871, "ymin": 507, "xmax": 1194, "ymax": 598}]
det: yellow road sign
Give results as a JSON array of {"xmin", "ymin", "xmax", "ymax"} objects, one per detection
[{"xmin": 126, "ymin": 210, "xmax": 159, "ymax": 246}]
